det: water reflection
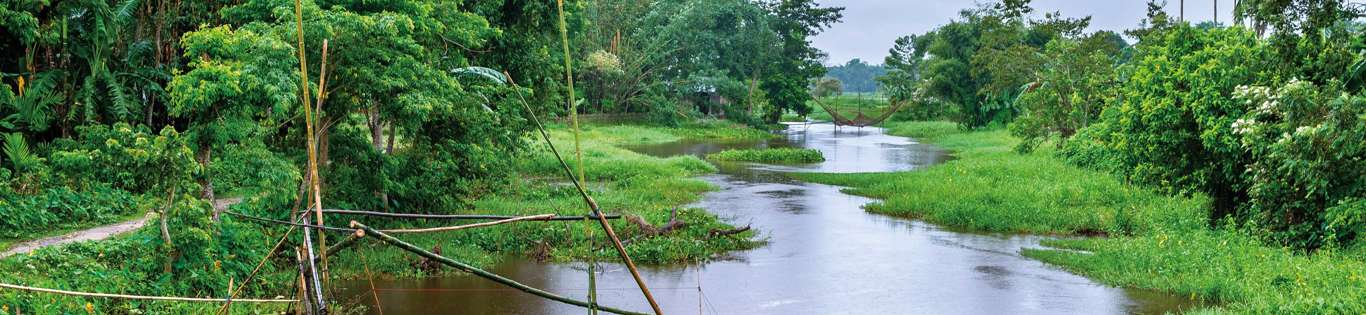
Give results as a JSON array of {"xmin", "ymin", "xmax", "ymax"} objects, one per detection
[{"xmin": 338, "ymin": 123, "xmax": 1200, "ymax": 314}]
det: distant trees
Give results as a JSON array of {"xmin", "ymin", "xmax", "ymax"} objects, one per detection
[{"xmin": 824, "ymin": 59, "xmax": 884, "ymax": 93}]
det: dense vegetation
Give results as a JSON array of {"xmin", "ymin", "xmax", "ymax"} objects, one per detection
[
  {"xmin": 0, "ymin": 0, "xmax": 837, "ymax": 312},
  {"xmin": 793, "ymin": 0, "xmax": 1366, "ymax": 312},
  {"xmin": 874, "ymin": 0, "xmax": 1366, "ymax": 252}
]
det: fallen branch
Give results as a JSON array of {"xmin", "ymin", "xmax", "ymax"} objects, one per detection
[
  {"xmin": 350, "ymin": 222, "xmax": 649, "ymax": 315},
  {"xmin": 380, "ymin": 214, "xmax": 556, "ymax": 234},
  {"xmin": 709, "ymin": 225, "xmax": 752, "ymax": 238},
  {"xmin": 627, "ymin": 207, "xmax": 685, "ymax": 237}
]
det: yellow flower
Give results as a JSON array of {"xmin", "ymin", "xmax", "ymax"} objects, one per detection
[{"xmin": 85, "ymin": 302, "xmax": 94, "ymax": 314}]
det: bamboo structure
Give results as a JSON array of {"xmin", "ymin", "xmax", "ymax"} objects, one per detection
[{"xmin": 350, "ymin": 222, "xmax": 649, "ymax": 315}]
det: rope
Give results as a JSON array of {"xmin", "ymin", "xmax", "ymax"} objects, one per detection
[
  {"xmin": 359, "ymin": 245, "xmax": 384, "ymax": 315},
  {"xmin": 0, "ymin": 283, "xmax": 295, "ymax": 303},
  {"xmin": 228, "ymin": 211, "xmax": 558, "ymax": 235},
  {"xmin": 375, "ymin": 214, "xmax": 556, "ymax": 234},
  {"xmin": 320, "ymin": 209, "xmax": 622, "ymax": 221}
]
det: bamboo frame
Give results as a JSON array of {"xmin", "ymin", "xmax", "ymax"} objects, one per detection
[
  {"xmin": 320, "ymin": 209, "xmax": 622, "ymax": 221},
  {"xmin": 350, "ymin": 222, "xmax": 649, "ymax": 315}
]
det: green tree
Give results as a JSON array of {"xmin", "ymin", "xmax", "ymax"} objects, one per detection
[
  {"xmin": 758, "ymin": 0, "xmax": 844, "ymax": 123},
  {"xmin": 168, "ymin": 25, "xmax": 297, "ymax": 204}
]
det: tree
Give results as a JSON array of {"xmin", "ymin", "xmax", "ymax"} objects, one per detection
[
  {"xmin": 758, "ymin": 0, "xmax": 844, "ymax": 123},
  {"xmin": 168, "ymin": 25, "xmax": 297, "ymax": 205},
  {"xmin": 812, "ymin": 77, "xmax": 843, "ymax": 97},
  {"xmin": 825, "ymin": 59, "xmax": 885, "ymax": 93},
  {"xmin": 1009, "ymin": 31, "xmax": 1125, "ymax": 152}
]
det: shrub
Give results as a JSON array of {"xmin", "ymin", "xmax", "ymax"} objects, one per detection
[{"xmin": 1232, "ymin": 81, "xmax": 1366, "ymax": 248}]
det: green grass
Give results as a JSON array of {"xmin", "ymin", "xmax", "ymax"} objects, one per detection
[
  {"xmin": 328, "ymin": 120, "xmax": 763, "ymax": 278},
  {"xmin": 794, "ymin": 121, "xmax": 1208, "ymax": 235},
  {"xmin": 707, "ymin": 148, "xmax": 825, "ymax": 164},
  {"xmin": 794, "ymin": 120, "xmax": 1366, "ymax": 314},
  {"xmin": 1025, "ymin": 231, "xmax": 1366, "ymax": 314}
]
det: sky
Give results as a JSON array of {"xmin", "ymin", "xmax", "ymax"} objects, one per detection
[{"xmin": 812, "ymin": 0, "xmax": 1236, "ymax": 65}]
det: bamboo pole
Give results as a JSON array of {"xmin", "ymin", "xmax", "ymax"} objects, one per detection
[
  {"xmin": 554, "ymin": 2, "xmax": 663, "ymax": 314},
  {"xmin": 350, "ymin": 222, "xmax": 649, "ymax": 315},
  {"xmin": 293, "ymin": 0, "xmax": 330, "ymax": 283},
  {"xmin": 319, "ymin": 209, "xmax": 622, "ymax": 221},
  {"xmin": 379, "ymin": 214, "xmax": 556, "ymax": 233},
  {"xmin": 301, "ymin": 217, "xmax": 326, "ymax": 313},
  {"xmin": 0, "ymin": 283, "xmax": 294, "ymax": 303}
]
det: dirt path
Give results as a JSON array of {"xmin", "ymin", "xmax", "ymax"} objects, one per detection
[{"xmin": 0, "ymin": 197, "xmax": 243, "ymax": 259}]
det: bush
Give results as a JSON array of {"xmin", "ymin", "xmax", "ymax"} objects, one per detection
[
  {"xmin": 0, "ymin": 185, "xmax": 142, "ymax": 238},
  {"xmin": 1062, "ymin": 25, "xmax": 1267, "ymax": 218},
  {"xmin": 1232, "ymin": 81, "xmax": 1366, "ymax": 248}
]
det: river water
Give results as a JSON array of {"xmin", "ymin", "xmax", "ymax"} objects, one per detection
[{"xmin": 339, "ymin": 123, "xmax": 1200, "ymax": 314}]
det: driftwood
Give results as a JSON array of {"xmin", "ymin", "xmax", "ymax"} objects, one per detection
[
  {"xmin": 413, "ymin": 244, "xmax": 444, "ymax": 272},
  {"xmin": 627, "ymin": 207, "xmax": 686, "ymax": 237},
  {"xmin": 709, "ymin": 225, "xmax": 752, "ymax": 238},
  {"xmin": 351, "ymin": 222, "xmax": 650, "ymax": 315}
]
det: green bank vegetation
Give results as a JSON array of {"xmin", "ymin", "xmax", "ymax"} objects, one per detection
[{"xmin": 707, "ymin": 148, "xmax": 825, "ymax": 164}]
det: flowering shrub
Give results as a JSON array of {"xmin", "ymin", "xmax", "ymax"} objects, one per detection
[{"xmin": 1232, "ymin": 80, "xmax": 1366, "ymax": 248}]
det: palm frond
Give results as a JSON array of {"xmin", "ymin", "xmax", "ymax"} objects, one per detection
[{"xmin": 451, "ymin": 67, "xmax": 508, "ymax": 85}]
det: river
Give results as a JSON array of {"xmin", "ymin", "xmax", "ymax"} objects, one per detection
[{"xmin": 339, "ymin": 122, "xmax": 1201, "ymax": 314}]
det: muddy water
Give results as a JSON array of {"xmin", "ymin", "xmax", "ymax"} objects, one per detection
[{"xmin": 339, "ymin": 123, "xmax": 1201, "ymax": 314}]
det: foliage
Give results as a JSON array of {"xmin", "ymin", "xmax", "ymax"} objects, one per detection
[
  {"xmin": 707, "ymin": 148, "xmax": 825, "ymax": 164},
  {"xmin": 1061, "ymin": 25, "xmax": 1268, "ymax": 219},
  {"xmin": 0, "ymin": 184, "xmax": 140, "ymax": 239},
  {"xmin": 811, "ymin": 77, "xmax": 843, "ymax": 98},
  {"xmin": 47, "ymin": 123, "xmax": 198, "ymax": 196},
  {"xmin": 758, "ymin": 0, "xmax": 844, "ymax": 123},
  {"xmin": 1008, "ymin": 31, "xmax": 1125, "ymax": 152},
  {"xmin": 1231, "ymin": 80, "xmax": 1366, "ymax": 249}
]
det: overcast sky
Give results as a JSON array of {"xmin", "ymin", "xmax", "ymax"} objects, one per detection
[{"xmin": 812, "ymin": 0, "xmax": 1236, "ymax": 65}]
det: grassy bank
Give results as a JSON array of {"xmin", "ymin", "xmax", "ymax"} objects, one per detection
[
  {"xmin": 327, "ymin": 120, "xmax": 770, "ymax": 278},
  {"xmin": 795, "ymin": 121, "xmax": 1366, "ymax": 313},
  {"xmin": 794, "ymin": 121, "xmax": 1207, "ymax": 235}
]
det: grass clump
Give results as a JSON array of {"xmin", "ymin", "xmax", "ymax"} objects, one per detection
[
  {"xmin": 794, "ymin": 121, "xmax": 1207, "ymax": 235},
  {"xmin": 707, "ymin": 148, "xmax": 825, "ymax": 164},
  {"xmin": 1024, "ymin": 230, "xmax": 1366, "ymax": 313}
]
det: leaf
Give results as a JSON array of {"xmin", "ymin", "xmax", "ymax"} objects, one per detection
[{"xmin": 451, "ymin": 66, "xmax": 508, "ymax": 85}]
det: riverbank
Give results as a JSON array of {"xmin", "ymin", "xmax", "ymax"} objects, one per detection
[
  {"xmin": 328, "ymin": 120, "xmax": 768, "ymax": 278},
  {"xmin": 0, "ymin": 119, "xmax": 767, "ymax": 313},
  {"xmin": 796, "ymin": 121, "xmax": 1366, "ymax": 314}
]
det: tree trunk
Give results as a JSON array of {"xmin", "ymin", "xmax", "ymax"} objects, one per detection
[
  {"xmin": 368, "ymin": 107, "xmax": 384, "ymax": 151},
  {"xmin": 159, "ymin": 187, "xmax": 177, "ymax": 273},
  {"xmin": 197, "ymin": 146, "xmax": 215, "ymax": 218}
]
